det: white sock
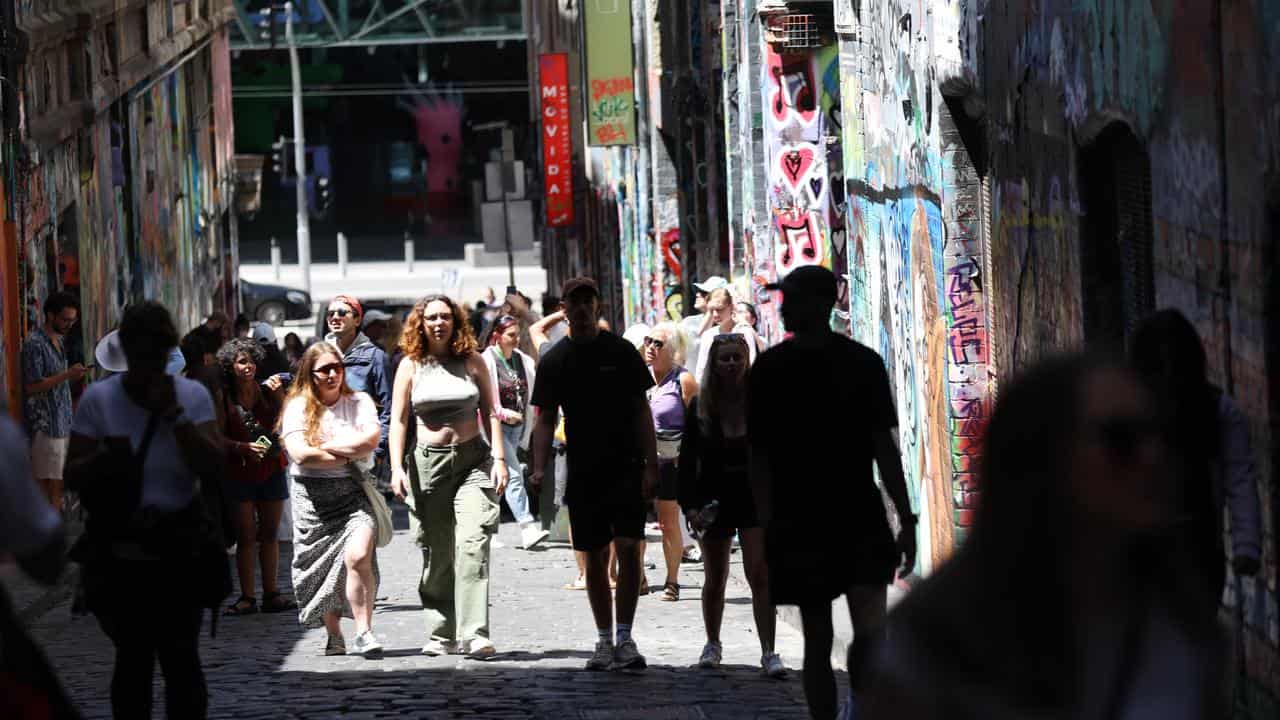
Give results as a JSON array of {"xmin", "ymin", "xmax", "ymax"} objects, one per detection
[
  {"xmin": 616, "ymin": 623, "xmax": 632, "ymax": 644},
  {"xmin": 598, "ymin": 628, "xmax": 612, "ymax": 645}
]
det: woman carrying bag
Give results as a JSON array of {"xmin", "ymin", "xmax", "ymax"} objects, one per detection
[
  {"xmin": 482, "ymin": 314, "xmax": 548, "ymax": 550},
  {"xmin": 65, "ymin": 302, "xmax": 228, "ymax": 720},
  {"xmin": 279, "ymin": 342, "xmax": 384, "ymax": 658}
]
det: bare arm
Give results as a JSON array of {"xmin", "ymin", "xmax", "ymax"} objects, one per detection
[
  {"xmin": 468, "ymin": 353, "xmax": 505, "ymax": 464},
  {"xmin": 529, "ymin": 311, "xmax": 565, "ymax": 358},
  {"xmin": 389, "ymin": 357, "xmax": 415, "ymax": 476},
  {"xmin": 319, "ymin": 425, "xmax": 380, "ymax": 458},
  {"xmin": 284, "ymin": 433, "xmax": 347, "ymax": 469},
  {"xmin": 679, "ymin": 371, "xmax": 699, "ymax": 406},
  {"xmin": 531, "ymin": 406, "xmax": 557, "ymax": 486},
  {"xmin": 872, "ymin": 429, "xmax": 913, "ymax": 521},
  {"xmin": 24, "ymin": 370, "xmax": 71, "ymax": 395}
]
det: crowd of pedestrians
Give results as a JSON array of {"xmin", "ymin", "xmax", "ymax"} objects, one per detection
[{"xmin": 1, "ymin": 264, "xmax": 1264, "ymax": 720}]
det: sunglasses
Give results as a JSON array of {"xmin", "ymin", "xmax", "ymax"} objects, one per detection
[
  {"xmin": 1088, "ymin": 416, "xmax": 1159, "ymax": 461},
  {"xmin": 326, "ymin": 309, "xmax": 354, "ymax": 318},
  {"xmin": 642, "ymin": 336, "xmax": 665, "ymax": 349},
  {"xmin": 312, "ymin": 363, "xmax": 345, "ymax": 378}
]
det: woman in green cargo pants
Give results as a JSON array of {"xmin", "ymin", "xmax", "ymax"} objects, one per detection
[{"xmin": 389, "ymin": 294, "xmax": 509, "ymax": 658}]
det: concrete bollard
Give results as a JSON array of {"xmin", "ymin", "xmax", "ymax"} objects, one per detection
[
  {"xmin": 337, "ymin": 232, "xmax": 348, "ymax": 278},
  {"xmin": 270, "ymin": 237, "xmax": 282, "ymax": 280},
  {"xmin": 404, "ymin": 231, "xmax": 415, "ymax": 274}
]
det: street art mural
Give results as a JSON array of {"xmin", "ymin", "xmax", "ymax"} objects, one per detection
[
  {"xmin": 762, "ymin": 41, "xmax": 829, "ymax": 278},
  {"xmin": 128, "ymin": 60, "xmax": 221, "ymax": 334},
  {"xmin": 398, "ymin": 85, "xmax": 465, "ymax": 213},
  {"xmin": 839, "ymin": 2, "xmax": 952, "ymax": 571}
]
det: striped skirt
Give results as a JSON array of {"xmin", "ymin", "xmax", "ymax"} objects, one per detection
[{"xmin": 290, "ymin": 475, "xmax": 380, "ymax": 628}]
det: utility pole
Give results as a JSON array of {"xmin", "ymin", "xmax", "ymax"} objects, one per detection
[
  {"xmin": 285, "ymin": 2, "xmax": 311, "ymax": 294},
  {"xmin": 501, "ymin": 128, "xmax": 516, "ymax": 293}
]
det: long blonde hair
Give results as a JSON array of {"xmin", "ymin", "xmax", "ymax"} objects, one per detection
[
  {"xmin": 281, "ymin": 342, "xmax": 352, "ymax": 446},
  {"xmin": 697, "ymin": 333, "xmax": 750, "ymax": 433}
]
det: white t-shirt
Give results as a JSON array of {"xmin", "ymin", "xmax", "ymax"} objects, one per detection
[
  {"xmin": 0, "ymin": 416, "xmax": 60, "ymax": 556},
  {"xmin": 693, "ymin": 323, "xmax": 760, "ymax": 384},
  {"xmin": 280, "ymin": 392, "xmax": 378, "ymax": 478},
  {"xmin": 70, "ymin": 375, "xmax": 216, "ymax": 512}
]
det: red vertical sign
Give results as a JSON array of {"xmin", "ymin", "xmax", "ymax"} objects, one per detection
[{"xmin": 539, "ymin": 54, "xmax": 573, "ymax": 227}]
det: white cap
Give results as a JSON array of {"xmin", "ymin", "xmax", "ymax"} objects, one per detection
[{"xmin": 692, "ymin": 276, "xmax": 729, "ymax": 293}]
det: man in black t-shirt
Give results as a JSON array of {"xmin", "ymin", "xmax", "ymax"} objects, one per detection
[
  {"xmin": 531, "ymin": 277, "xmax": 658, "ymax": 672},
  {"xmin": 749, "ymin": 265, "xmax": 916, "ymax": 719}
]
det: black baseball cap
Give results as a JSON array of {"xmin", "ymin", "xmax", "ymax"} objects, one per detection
[
  {"xmin": 765, "ymin": 265, "xmax": 837, "ymax": 305},
  {"xmin": 561, "ymin": 276, "xmax": 600, "ymax": 299}
]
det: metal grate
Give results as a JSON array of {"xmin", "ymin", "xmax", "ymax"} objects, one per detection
[{"xmin": 778, "ymin": 14, "xmax": 821, "ymax": 49}]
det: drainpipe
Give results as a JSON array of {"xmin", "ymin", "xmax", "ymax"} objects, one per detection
[{"xmin": 1214, "ymin": 0, "xmax": 1234, "ymax": 393}]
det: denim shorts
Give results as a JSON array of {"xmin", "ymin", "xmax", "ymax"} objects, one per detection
[{"xmin": 230, "ymin": 470, "xmax": 290, "ymax": 503}]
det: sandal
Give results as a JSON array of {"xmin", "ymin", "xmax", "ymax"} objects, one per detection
[
  {"xmin": 562, "ymin": 575, "xmax": 587, "ymax": 591},
  {"xmin": 224, "ymin": 595, "xmax": 259, "ymax": 616},
  {"xmin": 661, "ymin": 582, "xmax": 679, "ymax": 602},
  {"xmin": 261, "ymin": 591, "xmax": 298, "ymax": 613}
]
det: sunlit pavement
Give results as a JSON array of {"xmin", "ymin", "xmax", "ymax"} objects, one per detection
[{"xmin": 28, "ymin": 513, "xmax": 815, "ymax": 719}]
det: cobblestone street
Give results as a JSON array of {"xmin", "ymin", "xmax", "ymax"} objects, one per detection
[{"xmin": 24, "ymin": 510, "xmax": 815, "ymax": 719}]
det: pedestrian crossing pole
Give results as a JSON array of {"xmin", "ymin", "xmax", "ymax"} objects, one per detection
[{"xmin": 285, "ymin": 2, "xmax": 311, "ymax": 295}]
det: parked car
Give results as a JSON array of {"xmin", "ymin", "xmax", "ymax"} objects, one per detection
[{"xmin": 241, "ymin": 279, "xmax": 312, "ymax": 325}]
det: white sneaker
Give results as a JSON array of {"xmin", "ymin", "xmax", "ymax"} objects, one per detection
[
  {"xmin": 586, "ymin": 640, "xmax": 614, "ymax": 671},
  {"xmin": 465, "ymin": 637, "xmax": 497, "ymax": 659},
  {"xmin": 421, "ymin": 638, "xmax": 460, "ymax": 656},
  {"xmin": 350, "ymin": 630, "xmax": 384, "ymax": 657},
  {"xmin": 520, "ymin": 524, "xmax": 550, "ymax": 549},
  {"xmin": 698, "ymin": 642, "xmax": 723, "ymax": 669},
  {"xmin": 612, "ymin": 639, "xmax": 647, "ymax": 671},
  {"xmin": 761, "ymin": 652, "xmax": 787, "ymax": 678},
  {"xmin": 682, "ymin": 545, "xmax": 702, "ymax": 563},
  {"xmin": 323, "ymin": 633, "xmax": 346, "ymax": 656}
]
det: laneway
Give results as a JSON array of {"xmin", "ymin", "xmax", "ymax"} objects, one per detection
[{"xmin": 28, "ymin": 517, "xmax": 813, "ymax": 719}]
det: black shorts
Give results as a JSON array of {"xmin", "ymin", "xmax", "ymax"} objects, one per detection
[
  {"xmin": 646, "ymin": 461, "xmax": 679, "ymax": 502},
  {"xmin": 229, "ymin": 469, "xmax": 290, "ymax": 503},
  {"xmin": 566, "ymin": 483, "xmax": 647, "ymax": 552}
]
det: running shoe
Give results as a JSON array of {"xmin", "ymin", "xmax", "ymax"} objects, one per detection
[
  {"xmin": 612, "ymin": 639, "xmax": 647, "ymax": 671},
  {"xmin": 698, "ymin": 642, "xmax": 723, "ymax": 669},
  {"xmin": 586, "ymin": 640, "xmax": 615, "ymax": 671},
  {"xmin": 465, "ymin": 637, "xmax": 497, "ymax": 659},
  {"xmin": 521, "ymin": 524, "xmax": 550, "ymax": 549},
  {"xmin": 421, "ymin": 639, "xmax": 460, "ymax": 656},
  {"xmin": 350, "ymin": 630, "xmax": 384, "ymax": 657},
  {"xmin": 323, "ymin": 633, "xmax": 346, "ymax": 656},
  {"xmin": 761, "ymin": 652, "xmax": 788, "ymax": 678}
]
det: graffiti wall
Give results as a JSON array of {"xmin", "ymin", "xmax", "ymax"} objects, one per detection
[
  {"xmin": 838, "ymin": 1, "xmax": 954, "ymax": 571},
  {"xmin": 967, "ymin": 1, "xmax": 1280, "ymax": 712}
]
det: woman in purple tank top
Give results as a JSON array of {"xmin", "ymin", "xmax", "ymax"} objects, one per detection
[{"xmin": 643, "ymin": 322, "xmax": 699, "ymax": 601}]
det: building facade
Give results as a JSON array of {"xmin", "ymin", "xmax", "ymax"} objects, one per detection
[{"xmin": 1, "ymin": 0, "xmax": 240, "ymax": 411}]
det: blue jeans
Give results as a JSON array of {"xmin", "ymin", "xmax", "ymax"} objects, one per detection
[{"xmin": 501, "ymin": 423, "xmax": 534, "ymax": 524}]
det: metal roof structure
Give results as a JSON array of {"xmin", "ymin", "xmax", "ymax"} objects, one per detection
[{"xmin": 230, "ymin": 0, "xmax": 527, "ymax": 50}]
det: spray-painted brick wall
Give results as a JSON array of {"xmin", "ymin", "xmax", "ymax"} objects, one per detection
[{"xmin": 962, "ymin": 1, "xmax": 1280, "ymax": 715}]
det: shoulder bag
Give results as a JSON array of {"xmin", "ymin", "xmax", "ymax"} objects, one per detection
[{"xmin": 351, "ymin": 462, "xmax": 394, "ymax": 548}]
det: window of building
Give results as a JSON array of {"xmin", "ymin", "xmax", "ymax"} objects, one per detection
[{"xmin": 1079, "ymin": 123, "xmax": 1155, "ymax": 352}]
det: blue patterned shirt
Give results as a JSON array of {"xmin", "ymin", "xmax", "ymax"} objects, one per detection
[{"xmin": 22, "ymin": 328, "xmax": 72, "ymax": 438}]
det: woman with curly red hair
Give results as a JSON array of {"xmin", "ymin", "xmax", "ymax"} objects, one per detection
[{"xmin": 389, "ymin": 294, "xmax": 507, "ymax": 658}]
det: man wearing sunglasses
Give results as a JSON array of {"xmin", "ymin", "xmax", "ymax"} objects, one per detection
[{"xmin": 324, "ymin": 295, "xmax": 393, "ymax": 482}]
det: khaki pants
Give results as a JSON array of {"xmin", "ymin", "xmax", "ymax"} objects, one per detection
[{"xmin": 406, "ymin": 436, "xmax": 499, "ymax": 643}]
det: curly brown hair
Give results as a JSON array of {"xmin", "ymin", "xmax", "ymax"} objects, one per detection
[{"xmin": 400, "ymin": 294, "xmax": 478, "ymax": 361}]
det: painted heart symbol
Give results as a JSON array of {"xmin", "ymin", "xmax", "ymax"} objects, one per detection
[{"xmin": 780, "ymin": 147, "xmax": 815, "ymax": 188}]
